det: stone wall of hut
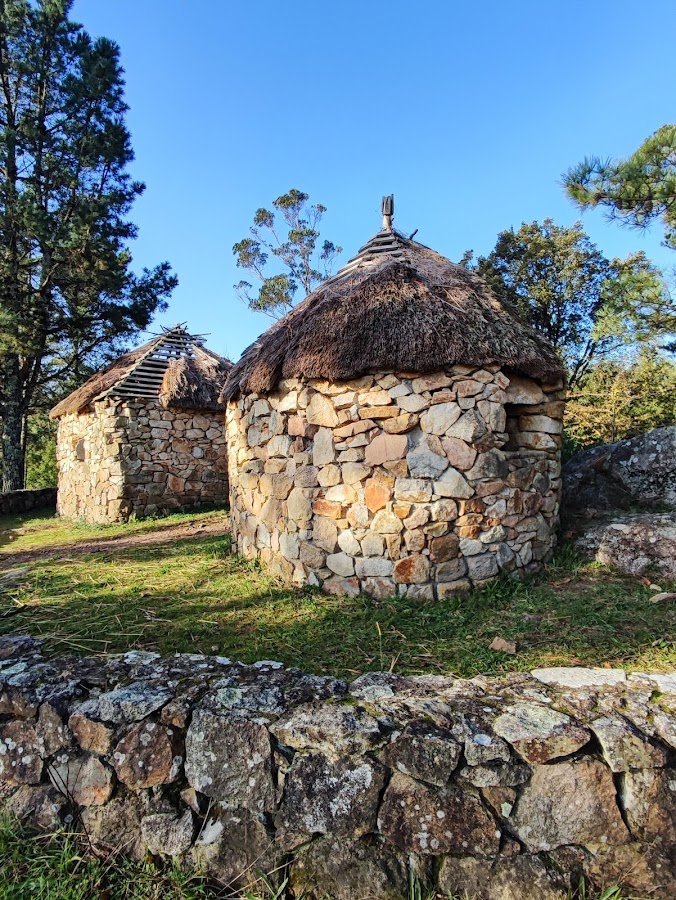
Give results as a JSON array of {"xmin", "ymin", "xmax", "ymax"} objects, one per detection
[
  {"xmin": 56, "ymin": 399, "xmax": 228, "ymax": 523},
  {"xmin": 226, "ymin": 367, "xmax": 565, "ymax": 598}
]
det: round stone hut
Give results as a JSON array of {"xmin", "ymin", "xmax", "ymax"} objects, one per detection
[
  {"xmin": 51, "ymin": 325, "xmax": 231, "ymax": 523},
  {"xmin": 223, "ymin": 199, "xmax": 567, "ymax": 599}
]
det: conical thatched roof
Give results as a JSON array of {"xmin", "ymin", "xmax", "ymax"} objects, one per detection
[
  {"xmin": 222, "ymin": 202, "xmax": 566, "ymax": 401},
  {"xmin": 50, "ymin": 326, "xmax": 232, "ymax": 419}
]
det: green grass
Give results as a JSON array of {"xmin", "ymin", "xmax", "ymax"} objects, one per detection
[
  {"xmin": 0, "ymin": 818, "xmax": 630, "ymax": 900},
  {"xmin": 0, "ymin": 507, "xmax": 227, "ymax": 554},
  {"xmin": 0, "ymin": 816, "xmax": 222, "ymax": 899},
  {"xmin": 0, "ymin": 511, "xmax": 674, "ymax": 677}
]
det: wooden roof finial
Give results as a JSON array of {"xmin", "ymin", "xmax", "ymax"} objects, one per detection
[{"xmin": 382, "ymin": 194, "xmax": 394, "ymax": 231}]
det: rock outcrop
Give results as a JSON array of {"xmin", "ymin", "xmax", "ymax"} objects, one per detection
[
  {"xmin": 563, "ymin": 425, "xmax": 676, "ymax": 519},
  {"xmin": 564, "ymin": 426, "xmax": 676, "ymax": 577},
  {"xmin": 1, "ymin": 635, "xmax": 675, "ymax": 898},
  {"xmin": 575, "ymin": 513, "xmax": 676, "ymax": 579}
]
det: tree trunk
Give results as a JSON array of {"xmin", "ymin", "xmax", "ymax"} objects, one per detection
[{"xmin": 2, "ymin": 355, "xmax": 24, "ymax": 491}]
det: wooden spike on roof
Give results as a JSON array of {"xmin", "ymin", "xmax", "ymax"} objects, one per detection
[{"xmin": 222, "ymin": 199, "xmax": 567, "ymax": 401}]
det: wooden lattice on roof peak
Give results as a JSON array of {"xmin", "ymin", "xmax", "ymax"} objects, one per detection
[{"xmin": 50, "ymin": 326, "xmax": 232, "ymax": 419}]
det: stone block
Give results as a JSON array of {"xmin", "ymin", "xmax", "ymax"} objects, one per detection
[
  {"xmin": 446, "ymin": 409, "xmax": 487, "ymax": 443},
  {"xmin": 411, "ymin": 374, "xmax": 452, "ymax": 393},
  {"xmin": 406, "ymin": 438, "xmax": 448, "ymax": 478},
  {"xmin": 306, "ymin": 394, "xmax": 339, "ymax": 427},
  {"xmin": 112, "ymin": 721, "xmax": 183, "ymax": 790},
  {"xmin": 466, "ymin": 553, "xmax": 499, "ymax": 580},
  {"xmin": 435, "ymin": 467, "xmax": 473, "ymax": 499},
  {"xmin": 288, "ymin": 488, "xmax": 313, "ymax": 522},
  {"xmin": 378, "ymin": 772, "xmax": 500, "ymax": 855},
  {"xmin": 504, "ymin": 375, "xmax": 545, "ymax": 405},
  {"xmin": 371, "ymin": 510, "xmax": 404, "ymax": 534},
  {"xmin": 442, "ymin": 436, "xmax": 477, "ymax": 471},
  {"xmin": 49, "ymin": 750, "xmax": 114, "ymax": 806},
  {"xmin": 327, "ymin": 553, "xmax": 355, "ymax": 576},
  {"xmin": 519, "ymin": 414, "xmax": 563, "ymax": 435},
  {"xmin": 275, "ymin": 752, "xmax": 385, "ymax": 849},
  {"xmin": 393, "ymin": 554, "xmax": 430, "ymax": 584},
  {"xmin": 313, "ymin": 517, "xmax": 339, "ymax": 553},
  {"xmin": 397, "ymin": 394, "xmax": 429, "ymax": 413},
  {"xmin": 511, "ymin": 758, "xmax": 629, "ymax": 851},
  {"xmin": 382, "ymin": 413, "xmax": 419, "ymax": 434},
  {"xmin": 313, "ymin": 428, "xmax": 335, "ymax": 466},
  {"xmin": 420, "ymin": 402, "xmax": 462, "ymax": 435},
  {"xmin": 364, "ymin": 478, "xmax": 392, "ymax": 512},
  {"xmin": 322, "ymin": 576, "xmax": 360, "ymax": 597},
  {"xmin": 364, "ymin": 433, "xmax": 408, "ymax": 466},
  {"xmin": 355, "ymin": 557, "xmax": 394, "ymax": 577},
  {"xmin": 185, "ymin": 710, "xmax": 275, "ymax": 812},
  {"xmin": 361, "ymin": 532, "xmax": 385, "ymax": 556},
  {"xmin": 394, "ymin": 478, "xmax": 431, "ymax": 503}
]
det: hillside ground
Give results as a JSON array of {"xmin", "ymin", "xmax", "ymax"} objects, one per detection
[{"xmin": 0, "ymin": 509, "xmax": 673, "ymax": 677}]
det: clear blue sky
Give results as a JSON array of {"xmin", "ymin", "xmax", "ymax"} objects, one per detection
[{"xmin": 73, "ymin": 0, "xmax": 675, "ymax": 363}]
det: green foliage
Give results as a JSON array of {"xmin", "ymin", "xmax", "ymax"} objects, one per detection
[
  {"xmin": 24, "ymin": 412, "xmax": 57, "ymax": 488},
  {"xmin": 564, "ymin": 124, "xmax": 676, "ymax": 251},
  {"xmin": 0, "ymin": 0, "xmax": 177, "ymax": 489},
  {"xmin": 233, "ymin": 188, "xmax": 342, "ymax": 317},
  {"xmin": 466, "ymin": 219, "xmax": 674, "ymax": 385},
  {"xmin": 565, "ymin": 349, "xmax": 676, "ymax": 449}
]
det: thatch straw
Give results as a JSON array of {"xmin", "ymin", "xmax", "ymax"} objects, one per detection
[
  {"xmin": 222, "ymin": 234, "xmax": 566, "ymax": 401},
  {"xmin": 49, "ymin": 339, "xmax": 159, "ymax": 419},
  {"xmin": 50, "ymin": 332, "xmax": 232, "ymax": 419},
  {"xmin": 159, "ymin": 346, "xmax": 231, "ymax": 411}
]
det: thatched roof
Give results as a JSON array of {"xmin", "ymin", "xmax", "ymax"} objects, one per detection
[
  {"xmin": 50, "ymin": 326, "xmax": 232, "ymax": 419},
  {"xmin": 159, "ymin": 345, "xmax": 231, "ymax": 410},
  {"xmin": 222, "ymin": 210, "xmax": 566, "ymax": 401}
]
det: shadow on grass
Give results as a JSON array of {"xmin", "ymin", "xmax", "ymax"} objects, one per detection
[
  {"xmin": 0, "ymin": 532, "xmax": 674, "ymax": 678},
  {"xmin": 0, "ymin": 508, "xmax": 230, "ymax": 568}
]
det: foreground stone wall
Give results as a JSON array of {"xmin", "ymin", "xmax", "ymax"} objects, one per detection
[
  {"xmin": 0, "ymin": 636, "xmax": 674, "ymax": 898},
  {"xmin": 0, "ymin": 488, "xmax": 56, "ymax": 516},
  {"xmin": 56, "ymin": 399, "xmax": 228, "ymax": 523},
  {"xmin": 227, "ymin": 367, "xmax": 564, "ymax": 597}
]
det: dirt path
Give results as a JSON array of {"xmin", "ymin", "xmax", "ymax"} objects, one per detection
[{"xmin": 0, "ymin": 515, "xmax": 231, "ymax": 569}]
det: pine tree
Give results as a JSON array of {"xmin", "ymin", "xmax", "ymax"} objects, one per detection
[
  {"xmin": 0, "ymin": 0, "xmax": 176, "ymax": 489},
  {"xmin": 564, "ymin": 124, "xmax": 676, "ymax": 250}
]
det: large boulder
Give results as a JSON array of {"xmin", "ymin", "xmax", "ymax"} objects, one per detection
[
  {"xmin": 564, "ymin": 426, "xmax": 676, "ymax": 577},
  {"xmin": 575, "ymin": 513, "xmax": 676, "ymax": 579},
  {"xmin": 563, "ymin": 426, "xmax": 676, "ymax": 521}
]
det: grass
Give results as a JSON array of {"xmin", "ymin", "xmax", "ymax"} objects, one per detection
[
  {"xmin": 0, "ymin": 817, "xmax": 631, "ymax": 900},
  {"xmin": 0, "ymin": 511, "xmax": 674, "ymax": 677},
  {"xmin": 0, "ymin": 507, "xmax": 227, "ymax": 554},
  {"xmin": 0, "ymin": 816, "xmax": 216, "ymax": 899}
]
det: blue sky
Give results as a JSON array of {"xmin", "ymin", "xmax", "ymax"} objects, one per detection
[{"xmin": 73, "ymin": 0, "xmax": 676, "ymax": 362}]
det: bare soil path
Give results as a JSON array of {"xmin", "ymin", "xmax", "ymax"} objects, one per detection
[{"xmin": 0, "ymin": 514, "xmax": 230, "ymax": 569}]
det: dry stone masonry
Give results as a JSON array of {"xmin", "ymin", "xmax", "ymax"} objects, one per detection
[
  {"xmin": 0, "ymin": 488, "xmax": 56, "ymax": 516},
  {"xmin": 0, "ymin": 636, "xmax": 674, "ymax": 898},
  {"xmin": 51, "ymin": 326, "xmax": 231, "ymax": 523},
  {"xmin": 57, "ymin": 399, "xmax": 228, "ymax": 523},
  {"xmin": 227, "ymin": 368, "xmax": 565, "ymax": 597}
]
